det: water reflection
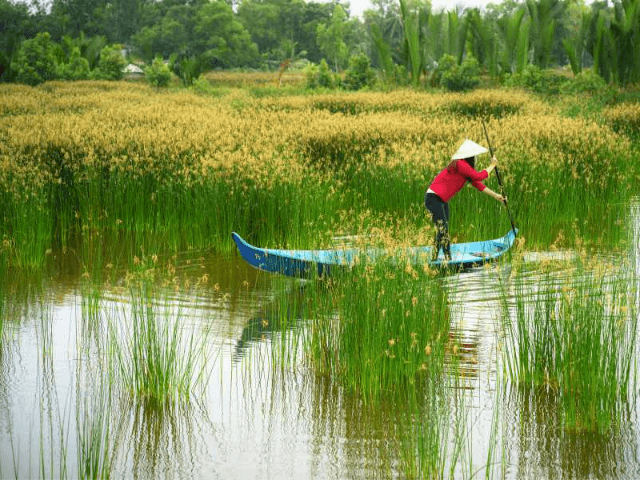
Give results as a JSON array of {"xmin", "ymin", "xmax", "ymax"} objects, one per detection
[
  {"xmin": 307, "ymin": 376, "xmax": 398, "ymax": 478},
  {"xmin": 116, "ymin": 399, "xmax": 212, "ymax": 479},
  {"xmin": 505, "ymin": 386, "xmax": 639, "ymax": 479},
  {"xmin": 1, "ymin": 212, "xmax": 640, "ymax": 478},
  {"xmin": 233, "ymin": 284, "xmax": 308, "ymax": 363}
]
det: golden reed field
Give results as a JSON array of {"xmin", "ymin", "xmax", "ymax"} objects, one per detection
[
  {"xmin": 0, "ymin": 79, "xmax": 638, "ymax": 263},
  {"xmin": 1, "ymin": 82, "xmax": 634, "ymax": 189}
]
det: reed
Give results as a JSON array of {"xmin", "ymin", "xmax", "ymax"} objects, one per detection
[
  {"xmin": 603, "ymin": 103, "xmax": 640, "ymax": 140},
  {"xmin": 75, "ymin": 379, "xmax": 115, "ymax": 479},
  {"xmin": 394, "ymin": 385, "xmax": 452, "ymax": 478},
  {"xmin": 108, "ymin": 277, "xmax": 210, "ymax": 407},
  {"xmin": 306, "ymin": 250, "xmax": 452, "ymax": 403},
  {"xmin": 505, "ymin": 381, "xmax": 633, "ymax": 478},
  {"xmin": 290, "ymin": 252, "xmax": 481, "ymax": 478},
  {"xmin": 0, "ymin": 82, "xmax": 638, "ymax": 271},
  {"xmin": 0, "ymin": 279, "xmax": 4, "ymax": 345},
  {"xmin": 499, "ymin": 257, "xmax": 637, "ymax": 432},
  {"xmin": 247, "ymin": 279, "xmax": 309, "ymax": 370},
  {"xmin": 202, "ymin": 70, "xmax": 306, "ymax": 89},
  {"xmin": 125, "ymin": 399, "xmax": 203, "ymax": 478}
]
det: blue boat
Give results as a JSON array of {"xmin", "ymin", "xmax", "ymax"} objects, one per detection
[{"xmin": 232, "ymin": 229, "xmax": 517, "ymax": 278}]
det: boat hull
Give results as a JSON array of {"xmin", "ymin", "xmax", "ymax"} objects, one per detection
[{"xmin": 232, "ymin": 229, "xmax": 518, "ymax": 278}]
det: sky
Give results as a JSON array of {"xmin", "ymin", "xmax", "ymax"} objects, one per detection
[{"xmin": 349, "ymin": 0, "xmax": 498, "ymax": 18}]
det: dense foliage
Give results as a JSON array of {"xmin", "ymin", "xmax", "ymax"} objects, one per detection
[{"xmin": 2, "ymin": 0, "xmax": 640, "ymax": 89}]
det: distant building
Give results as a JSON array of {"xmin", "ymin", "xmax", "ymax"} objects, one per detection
[{"xmin": 124, "ymin": 64, "xmax": 144, "ymax": 79}]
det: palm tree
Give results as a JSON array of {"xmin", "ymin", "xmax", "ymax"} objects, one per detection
[
  {"xmin": 562, "ymin": 10, "xmax": 592, "ymax": 75},
  {"xmin": 399, "ymin": 0, "xmax": 427, "ymax": 86},
  {"xmin": 526, "ymin": 0, "xmax": 565, "ymax": 68},
  {"xmin": 590, "ymin": 0, "xmax": 640, "ymax": 86},
  {"xmin": 497, "ymin": 6, "xmax": 530, "ymax": 74},
  {"xmin": 610, "ymin": 0, "xmax": 640, "ymax": 85},
  {"xmin": 467, "ymin": 8, "xmax": 499, "ymax": 78}
]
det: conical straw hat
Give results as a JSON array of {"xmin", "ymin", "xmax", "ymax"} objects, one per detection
[{"xmin": 451, "ymin": 139, "xmax": 488, "ymax": 160}]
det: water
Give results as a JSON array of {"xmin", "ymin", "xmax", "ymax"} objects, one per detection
[{"xmin": 0, "ymin": 238, "xmax": 639, "ymax": 479}]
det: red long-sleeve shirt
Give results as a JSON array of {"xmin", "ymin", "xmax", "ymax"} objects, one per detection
[{"xmin": 428, "ymin": 160, "xmax": 488, "ymax": 202}]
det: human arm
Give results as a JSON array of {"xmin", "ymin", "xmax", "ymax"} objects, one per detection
[
  {"xmin": 456, "ymin": 159, "xmax": 489, "ymax": 182},
  {"xmin": 482, "ymin": 186, "xmax": 506, "ymax": 203},
  {"xmin": 484, "ymin": 156, "xmax": 498, "ymax": 176},
  {"xmin": 471, "ymin": 156, "xmax": 500, "ymax": 192}
]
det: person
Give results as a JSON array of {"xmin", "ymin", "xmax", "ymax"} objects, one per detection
[{"xmin": 424, "ymin": 139, "xmax": 506, "ymax": 261}]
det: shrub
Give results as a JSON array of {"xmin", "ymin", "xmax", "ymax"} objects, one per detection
[
  {"xmin": 431, "ymin": 54, "xmax": 455, "ymax": 88},
  {"xmin": 561, "ymin": 70, "xmax": 606, "ymax": 94},
  {"xmin": 393, "ymin": 64, "xmax": 410, "ymax": 87},
  {"xmin": 560, "ymin": 70, "xmax": 617, "ymax": 103},
  {"xmin": 305, "ymin": 59, "xmax": 336, "ymax": 90},
  {"xmin": 304, "ymin": 63, "xmax": 319, "ymax": 89},
  {"xmin": 170, "ymin": 55, "xmax": 204, "ymax": 86},
  {"xmin": 57, "ymin": 47, "xmax": 90, "ymax": 81},
  {"xmin": 317, "ymin": 59, "xmax": 335, "ymax": 88},
  {"xmin": 145, "ymin": 57, "xmax": 172, "ymax": 88},
  {"xmin": 342, "ymin": 53, "xmax": 375, "ymax": 91},
  {"xmin": 503, "ymin": 65, "xmax": 569, "ymax": 95},
  {"xmin": 434, "ymin": 54, "xmax": 480, "ymax": 92}
]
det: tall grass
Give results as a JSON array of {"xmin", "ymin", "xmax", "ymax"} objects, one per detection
[
  {"xmin": 306, "ymin": 257, "xmax": 451, "ymax": 402},
  {"xmin": 499, "ymin": 257, "xmax": 637, "ymax": 432},
  {"xmin": 75, "ymin": 376, "xmax": 116, "ymax": 479},
  {"xmin": 1, "ymin": 83, "xmax": 638, "ymax": 272},
  {"xmin": 108, "ymin": 278, "xmax": 210, "ymax": 407},
  {"xmin": 298, "ymin": 251, "xmax": 493, "ymax": 477},
  {"xmin": 393, "ymin": 380, "xmax": 471, "ymax": 479},
  {"xmin": 505, "ymin": 381, "xmax": 633, "ymax": 478}
]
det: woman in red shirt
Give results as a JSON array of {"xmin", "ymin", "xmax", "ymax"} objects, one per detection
[{"xmin": 425, "ymin": 139, "xmax": 505, "ymax": 261}]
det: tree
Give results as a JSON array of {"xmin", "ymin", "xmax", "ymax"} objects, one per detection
[
  {"xmin": 170, "ymin": 54, "xmax": 205, "ymax": 85},
  {"xmin": 562, "ymin": 8, "xmax": 592, "ymax": 74},
  {"xmin": 300, "ymin": 2, "xmax": 334, "ymax": 63},
  {"xmin": 404, "ymin": 4, "xmax": 468, "ymax": 84},
  {"xmin": 58, "ymin": 33, "xmax": 108, "ymax": 71},
  {"xmin": 194, "ymin": 0, "xmax": 259, "ymax": 69},
  {"xmin": 370, "ymin": 22, "xmax": 396, "ymax": 82},
  {"xmin": 237, "ymin": 0, "xmax": 281, "ymax": 56},
  {"xmin": 132, "ymin": 0, "xmax": 258, "ymax": 69},
  {"xmin": 132, "ymin": 5, "xmax": 194, "ymax": 63},
  {"xmin": 399, "ymin": 0, "xmax": 424, "ymax": 86},
  {"xmin": 100, "ymin": 0, "xmax": 142, "ymax": 43},
  {"xmin": 445, "ymin": 9, "xmax": 468, "ymax": 65},
  {"xmin": 497, "ymin": 5, "xmax": 530, "ymax": 73},
  {"xmin": 363, "ymin": 0, "xmax": 404, "ymax": 70},
  {"xmin": 467, "ymin": 8, "xmax": 499, "ymax": 78},
  {"xmin": 316, "ymin": 4, "xmax": 350, "ymax": 71},
  {"xmin": 590, "ymin": 0, "xmax": 640, "ymax": 85},
  {"xmin": 237, "ymin": 0, "xmax": 331, "ymax": 65},
  {"xmin": 49, "ymin": 0, "xmax": 107, "ymax": 39},
  {"xmin": 12, "ymin": 32, "xmax": 58, "ymax": 85},
  {"xmin": 0, "ymin": 0, "xmax": 34, "ymax": 80},
  {"xmin": 526, "ymin": 0, "xmax": 566, "ymax": 68}
]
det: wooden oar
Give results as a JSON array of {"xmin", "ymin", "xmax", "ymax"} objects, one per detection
[{"xmin": 481, "ymin": 120, "xmax": 517, "ymax": 236}]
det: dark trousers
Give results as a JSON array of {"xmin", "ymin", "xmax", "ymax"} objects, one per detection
[{"xmin": 424, "ymin": 192, "xmax": 451, "ymax": 260}]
